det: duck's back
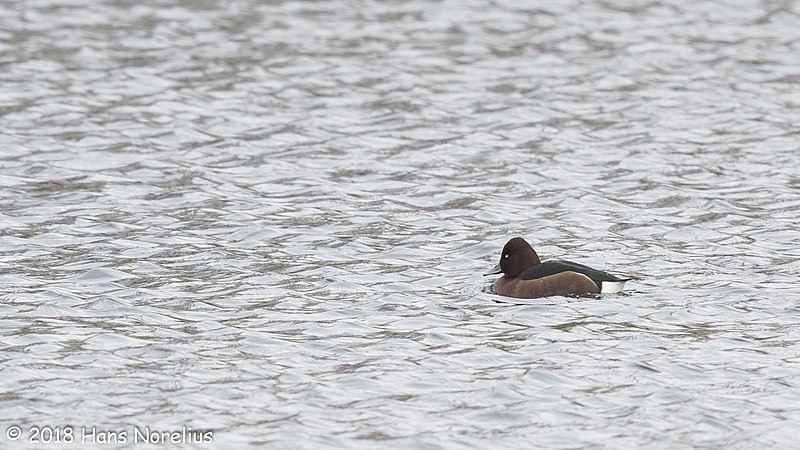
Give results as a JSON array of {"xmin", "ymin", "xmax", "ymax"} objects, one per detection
[{"xmin": 520, "ymin": 260, "xmax": 628, "ymax": 291}]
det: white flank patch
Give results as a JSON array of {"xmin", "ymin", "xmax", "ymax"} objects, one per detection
[{"xmin": 600, "ymin": 281, "xmax": 627, "ymax": 294}]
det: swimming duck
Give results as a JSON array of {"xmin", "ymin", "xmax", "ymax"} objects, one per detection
[{"xmin": 484, "ymin": 237, "xmax": 630, "ymax": 298}]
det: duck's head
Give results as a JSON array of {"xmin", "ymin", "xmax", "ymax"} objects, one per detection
[{"xmin": 483, "ymin": 237, "xmax": 541, "ymax": 278}]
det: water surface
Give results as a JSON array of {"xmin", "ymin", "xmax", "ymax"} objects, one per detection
[{"xmin": 2, "ymin": 0, "xmax": 800, "ymax": 448}]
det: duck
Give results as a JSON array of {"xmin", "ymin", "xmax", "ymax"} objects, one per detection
[{"xmin": 484, "ymin": 237, "xmax": 630, "ymax": 299}]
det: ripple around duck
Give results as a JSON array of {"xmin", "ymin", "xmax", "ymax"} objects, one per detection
[{"xmin": 2, "ymin": 0, "xmax": 800, "ymax": 448}]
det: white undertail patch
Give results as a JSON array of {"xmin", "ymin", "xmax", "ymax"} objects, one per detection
[{"xmin": 600, "ymin": 281, "xmax": 627, "ymax": 294}]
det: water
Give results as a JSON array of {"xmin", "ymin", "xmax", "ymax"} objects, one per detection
[{"xmin": 2, "ymin": 0, "xmax": 800, "ymax": 448}]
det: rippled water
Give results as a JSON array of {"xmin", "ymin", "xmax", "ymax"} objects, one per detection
[{"xmin": 2, "ymin": 0, "xmax": 800, "ymax": 448}]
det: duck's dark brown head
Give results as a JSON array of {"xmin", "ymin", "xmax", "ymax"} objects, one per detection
[{"xmin": 484, "ymin": 237, "xmax": 541, "ymax": 278}]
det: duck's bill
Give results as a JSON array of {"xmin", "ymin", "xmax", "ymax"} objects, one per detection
[{"xmin": 483, "ymin": 264, "xmax": 502, "ymax": 276}]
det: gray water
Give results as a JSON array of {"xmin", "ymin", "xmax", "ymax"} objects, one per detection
[{"xmin": 2, "ymin": 0, "xmax": 800, "ymax": 448}]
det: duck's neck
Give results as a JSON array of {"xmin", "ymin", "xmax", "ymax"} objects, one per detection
[{"xmin": 507, "ymin": 249, "xmax": 540, "ymax": 278}]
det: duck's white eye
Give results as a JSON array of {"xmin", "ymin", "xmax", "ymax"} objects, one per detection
[{"xmin": 504, "ymin": 254, "xmax": 509, "ymax": 259}]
